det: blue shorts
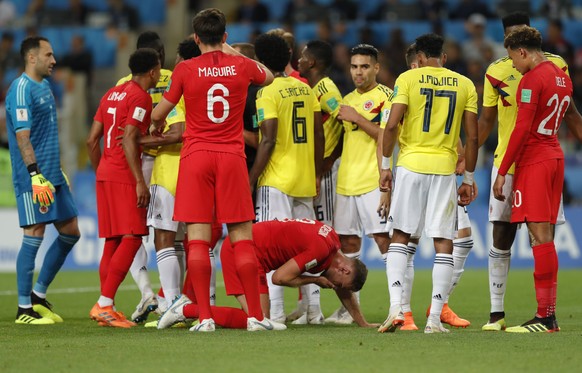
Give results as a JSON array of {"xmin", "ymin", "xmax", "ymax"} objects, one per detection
[{"xmin": 16, "ymin": 184, "xmax": 78, "ymax": 227}]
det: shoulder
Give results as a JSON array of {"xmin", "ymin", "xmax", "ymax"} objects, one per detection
[
  {"xmin": 375, "ymin": 84, "xmax": 393, "ymax": 99},
  {"xmin": 545, "ymin": 52, "xmax": 568, "ymax": 70},
  {"xmin": 343, "ymin": 89, "xmax": 357, "ymax": 101},
  {"xmin": 485, "ymin": 56, "xmax": 511, "ymax": 75}
]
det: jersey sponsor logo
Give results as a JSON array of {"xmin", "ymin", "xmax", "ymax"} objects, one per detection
[
  {"xmin": 363, "ymin": 100, "xmax": 374, "ymax": 111},
  {"xmin": 507, "ymin": 75, "xmax": 516, "ymax": 81},
  {"xmin": 16, "ymin": 108, "xmax": 29, "ymax": 122},
  {"xmin": 132, "ymin": 107, "xmax": 146, "ymax": 122},
  {"xmin": 521, "ymin": 89, "xmax": 532, "ymax": 103},
  {"xmin": 326, "ymin": 97, "xmax": 339, "ymax": 111},
  {"xmin": 305, "ymin": 259, "xmax": 318, "ymax": 270}
]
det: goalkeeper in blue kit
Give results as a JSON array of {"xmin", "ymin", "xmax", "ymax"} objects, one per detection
[{"xmin": 5, "ymin": 36, "xmax": 80, "ymax": 325}]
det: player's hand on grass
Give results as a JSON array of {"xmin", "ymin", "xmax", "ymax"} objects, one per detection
[
  {"xmin": 492, "ymin": 174, "xmax": 506, "ymax": 202},
  {"xmin": 379, "ymin": 168, "xmax": 392, "ymax": 193},
  {"xmin": 457, "ymin": 183, "xmax": 473, "ymax": 206},
  {"xmin": 377, "ymin": 191, "xmax": 391, "ymax": 219},
  {"xmin": 31, "ymin": 173, "xmax": 56, "ymax": 207},
  {"xmin": 315, "ymin": 276, "xmax": 335, "ymax": 289},
  {"xmin": 136, "ymin": 180, "xmax": 150, "ymax": 208}
]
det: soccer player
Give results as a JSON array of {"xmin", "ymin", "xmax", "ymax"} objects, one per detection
[
  {"xmin": 331, "ymin": 44, "xmax": 392, "ymax": 324},
  {"xmin": 151, "ymin": 8, "xmax": 275, "ymax": 332},
  {"xmin": 379, "ymin": 33, "xmax": 478, "ymax": 334},
  {"xmin": 478, "ymin": 12, "xmax": 570, "ymax": 331},
  {"xmin": 157, "ymin": 219, "xmax": 374, "ymax": 330},
  {"xmin": 6, "ymin": 36, "xmax": 80, "ymax": 325},
  {"xmin": 266, "ymin": 28, "xmax": 308, "ymax": 84},
  {"xmin": 249, "ymin": 33, "xmax": 324, "ymax": 325},
  {"xmin": 86, "ymin": 48, "xmax": 161, "ymax": 328},
  {"xmin": 493, "ymin": 26, "xmax": 573, "ymax": 333}
]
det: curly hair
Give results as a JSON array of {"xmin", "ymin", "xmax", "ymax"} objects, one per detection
[
  {"xmin": 504, "ymin": 26, "xmax": 542, "ymax": 51},
  {"xmin": 254, "ymin": 33, "xmax": 290, "ymax": 73}
]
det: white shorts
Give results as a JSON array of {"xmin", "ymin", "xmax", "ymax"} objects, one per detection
[
  {"xmin": 313, "ymin": 159, "xmax": 339, "ymax": 226},
  {"xmin": 489, "ymin": 166, "xmax": 565, "ymax": 224},
  {"xmin": 255, "ymin": 186, "xmax": 315, "ymax": 222},
  {"xmin": 334, "ymin": 187, "xmax": 387, "ymax": 237},
  {"xmin": 142, "ymin": 153, "xmax": 155, "ymax": 187},
  {"xmin": 147, "ymin": 184, "xmax": 185, "ymax": 238},
  {"xmin": 388, "ymin": 167, "xmax": 457, "ymax": 240},
  {"xmin": 457, "ymin": 205, "xmax": 470, "ymax": 231}
]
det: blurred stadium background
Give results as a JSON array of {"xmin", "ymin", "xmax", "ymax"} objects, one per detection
[{"xmin": 1, "ymin": 0, "xmax": 582, "ymax": 272}]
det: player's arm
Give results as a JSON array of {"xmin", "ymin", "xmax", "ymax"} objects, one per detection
[
  {"xmin": 458, "ymin": 110, "xmax": 479, "ymax": 206},
  {"xmin": 15, "ymin": 129, "xmax": 37, "ymax": 168},
  {"xmin": 335, "ymin": 288, "xmax": 377, "ymax": 328},
  {"xmin": 86, "ymin": 120, "xmax": 104, "ymax": 172},
  {"xmin": 271, "ymin": 258, "xmax": 335, "ymax": 289},
  {"xmin": 323, "ymin": 130, "xmax": 343, "ymax": 174},
  {"xmin": 139, "ymin": 122, "xmax": 184, "ymax": 147},
  {"xmin": 478, "ymin": 106, "xmax": 498, "ymax": 147},
  {"xmin": 564, "ymin": 102, "xmax": 582, "ymax": 142},
  {"xmin": 379, "ymin": 103, "xmax": 407, "ymax": 191},
  {"xmin": 248, "ymin": 118, "xmax": 277, "ymax": 189},
  {"xmin": 151, "ymin": 98, "xmax": 175, "ymax": 133},
  {"xmin": 314, "ymin": 110, "xmax": 324, "ymax": 180},
  {"xmin": 243, "ymin": 129, "xmax": 259, "ymax": 149},
  {"xmin": 122, "ymin": 124, "xmax": 150, "ymax": 208},
  {"xmin": 338, "ymin": 104, "xmax": 381, "ymax": 140}
]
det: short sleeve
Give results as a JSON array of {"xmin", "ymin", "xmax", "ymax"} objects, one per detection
[
  {"xmin": 311, "ymin": 88, "xmax": 321, "ymax": 112},
  {"xmin": 321, "ymin": 89, "xmax": 341, "ymax": 119},
  {"xmin": 516, "ymin": 75, "xmax": 540, "ymax": 108},
  {"xmin": 163, "ymin": 62, "xmax": 185, "ymax": 104},
  {"xmin": 166, "ymin": 97, "xmax": 186, "ymax": 126},
  {"xmin": 255, "ymin": 87, "xmax": 278, "ymax": 124},
  {"xmin": 245, "ymin": 58, "xmax": 267, "ymax": 85},
  {"xmin": 292, "ymin": 241, "xmax": 331, "ymax": 272},
  {"xmin": 464, "ymin": 79, "xmax": 479, "ymax": 114},
  {"xmin": 483, "ymin": 70, "xmax": 499, "ymax": 108},
  {"xmin": 125, "ymin": 92, "xmax": 152, "ymax": 133},
  {"xmin": 12, "ymin": 84, "xmax": 33, "ymax": 132},
  {"xmin": 391, "ymin": 75, "xmax": 410, "ymax": 106}
]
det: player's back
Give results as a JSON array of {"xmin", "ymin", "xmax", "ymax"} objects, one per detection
[
  {"xmin": 256, "ymin": 76, "xmax": 320, "ymax": 197},
  {"xmin": 396, "ymin": 66, "xmax": 477, "ymax": 175},
  {"xmin": 96, "ymin": 81, "xmax": 151, "ymax": 184},
  {"xmin": 516, "ymin": 61, "xmax": 572, "ymax": 167},
  {"xmin": 5, "ymin": 73, "xmax": 64, "ymax": 194}
]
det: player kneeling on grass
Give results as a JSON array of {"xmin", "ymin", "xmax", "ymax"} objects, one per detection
[{"xmin": 157, "ymin": 219, "xmax": 376, "ymax": 331}]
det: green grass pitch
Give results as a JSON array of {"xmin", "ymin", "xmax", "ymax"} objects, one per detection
[{"xmin": 1, "ymin": 269, "xmax": 581, "ymax": 372}]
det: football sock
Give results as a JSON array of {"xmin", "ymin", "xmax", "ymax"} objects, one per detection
[
  {"xmin": 35, "ymin": 233, "xmax": 79, "ymax": 295},
  {"xmin": 183, "ymin": 269, "xmax": 196, "ymax": 303},
  {"xmin": 447, "ymin": 236, "xmax": 473, "ymax": 301},
  {"xmin": 267, "ymin": 271, "xmax": 285, "ymax": 320},
  {"xmin": 97, "ymin": 295, "xmax": 114, "ymax": 308},
  {"xmin": 174, "ymin": 240, "xmax": 186, "ymax": 285},
  {"xmin": 32, "ymin": 289, "xmax": 46, "ymax": 299},
  {"xmin": 187, "ymin": 240, "xmax": 213, "ymax": 321},
  {"xmin": 16, "ymin": 235, "xmax": 43, "ymax": 307},
  {"xmin": 233, "ymin": 240, "xmax": 263, "ymax": 320},
  {"xmin": 183, "ymin": 304, "xmax": 247, "ymax": 329},
  {"xmin": 488, "ymin": 246, "xmax": 511, "ymax": 313},
  {"xmin": 210, "ymin": 221, "xmax": 223, "ymax": 248},
  {"xmin": 386, "ymin": 243, "xmax": 408, "ymax": 313},
  {"xmin": 101, "ymin": 236, "xmax": 142, "ymax": 301},
  {"xmin": 429, "ymin": 253, "xmax": 454, "ymax": 324},
  {"xmin": 401, "ymin": 242, "xmax": 417, "ymax": 313},
  {"xmin": 99, "ymin": 238, "xmax": 120, "ymax": 293},
  {"xmin": 156, "ymin": 247, "xmax": 181, "ymax": 303},
  {"xmin": 382, "ymin": 252, "xmax": 389, "ymax": 294},
  {"xmin": 129, "ymin": 243, "xmax": 154, "ymax": 300},
  {"xmin": 209, "ymin": 247, "xmax": 216, "ymax": 306},
  {"xmin": 533, "ymin": 242, "xmax": 558, "ymax": 318}
]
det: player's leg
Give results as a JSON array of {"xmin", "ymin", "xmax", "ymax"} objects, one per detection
[
  {"xmin": 401, "ymin": 238, "xmax": 418, "ymax": 330},
  {"xmin": 209, "ymin": 220, "xmax": 224, "ymax": 306}
]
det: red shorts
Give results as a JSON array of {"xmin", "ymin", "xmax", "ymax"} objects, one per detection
[
  {"xmin": 511, "ymin": 159, "xmax": 564, "ymax": 224},
  {"xmin": 174, "ymin": 151, "xmax": 255, "ymax": 223},
  {"xmin": 96, "ymin": 181, "xmax": 148, "ymax": 238},
  {"xmin": 220, "ymin": 237, "xmax": 269, "ymax": 296}
]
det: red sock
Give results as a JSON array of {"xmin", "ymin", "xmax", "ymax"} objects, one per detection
[
  {"xmin": 158, "ymin": 288, "xmax": 165, "ymax": 298},
  {"xmin": 99, "ymin": 238, "xmax": 121, "ymax": 293},
  {"xmin": 533, "ymin": 242, "xmax": 558, "ymax": 318},
  {"xmin": 233, "ymin": 240, "xmax": 263, "ymax": 320},
  {"xmin": 188, "ymin": 240, "xmax": 212, "ymax": 320},
  {"xmin": 183, "ymin": 304, "xmax": 247, "ymax": 329},
  {"xmin": 182, "ymin": 269, "xmax": 196, "ymax": 303},
  {"xmin": 102, "ymin": 236, "xmax": 142, "ymax": 299}
]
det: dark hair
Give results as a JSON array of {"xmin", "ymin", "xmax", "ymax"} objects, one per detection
[
  {"xmin": 349, "ymin": 43, "xmax": 378, "ymax": 61},
  {"xmin": 306, "ymin": 40, "xmax": 333, "ymax": 70},
  {"xmin": 266, "ymin": 28, "xmax": 295, "ymax": 51},
  {"xmin": 254, "ymin": 33, "xmax": 290, "ymax": 73},
  {"xmin": 192, "ymin": 8, "xmax": 226, "ymax": 45},
  {"xmin": 177, "ymin": 38, "xmax": 201, "ymax": 60},
  {"xmin": 232, "ymin": 42, "xmax": 256, "ymax": 60},
  {"xmin": 20, "ymin": 36, "xmax": 49, "ymax": 61},
  {"xmin": 502, "ymin": 12, "xmax": 530, "ymax": 30},
  {"xmin": 405, "ymin": 43, "xmax": 417, "ymax": 67},
  {"xmin": 137, "ymin": 31, "xmax": 164, "ymax": 66},
  {"xmin": 504, "ymin": 26, "xmax": 542, "ymax": 51},
  {"xmin": 351, "ymin": 258, "xmax": 368, "ymax": 292},
  {"xmin": 129, "ymin": 48, "xmax": 160, "ymax": 75},
  {"xmin": 415, "ymin": 33, "xmax": 444, "ymax": 59}
]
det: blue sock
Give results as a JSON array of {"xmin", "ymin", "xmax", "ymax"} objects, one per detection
[
  {"xmin": 17, "ymin": 235, "xmax": 43, "ymax": 307},
  {"xmin": 34, "ymin": 234, "xmax": 79, "ymax": 295}
]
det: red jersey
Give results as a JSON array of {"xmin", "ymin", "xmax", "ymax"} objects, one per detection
[
  {"xmin": 164, "ymin": 51, "xmax": 267, "ymax": 158},
  {"xmin": 95, "ymin": 80, "xmax": 152, "ymax": 183},
  {"xmin": 499, "ymin": 61, "xmax": 573, "ymax": 175},
  {"xmin": 252, "ymin": 219, "xmax": 340, "ymax": 274}
]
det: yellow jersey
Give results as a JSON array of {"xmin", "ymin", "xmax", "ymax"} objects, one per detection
[
  {"xmin": 117, "ymin": 68, "xmax": 173, "ymax": 157},
  {"xmin": 337, "ymin": 84, "xmax": 392, "ymax": 196},
  {"xmin": 256, "ymin": 76, "xmax": 321, "ymax": 197},
  {"xmin": 149, "ymin": 97, "xmax": 185, "ymax": 196},
  {"xmin": 313, "ymin": 77, "xmax": 343, "ymax": 158},
  {"xmin": 394, "ymin": 66, "xmax": 477, "ymax": 175},
  {"xmin": 483, "ymin": 53, "xmax": 567, "ymax": 174}
]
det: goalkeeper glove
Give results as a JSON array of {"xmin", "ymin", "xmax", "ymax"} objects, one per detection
[{"xmin": 31, "ymin": 173, "xmax": 56, "ymax": 207}]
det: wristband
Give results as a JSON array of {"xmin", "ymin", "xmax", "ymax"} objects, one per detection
[
  {"xmin": 381, "ymin": 156, "xmax": 391, "ymax": 170},
  {"xmin": 463, "ymin": 171, "xmax": 474, "ymax": 186},
  {"xmin": 27, "ymin": 163, "xmax": 40, "ymax": 176}
]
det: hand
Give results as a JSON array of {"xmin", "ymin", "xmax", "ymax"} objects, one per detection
[
  {"xmin": 471, "ymin": 181, "xmax": 479, "ymax": 202},
  {"xmin": 322, "ymin": 156, "xmax": 334, "ymax": 175},
  {"xmin": 315, "ymin": 276, "xmax": 335, "ymax": 289},
  {"xmin": 457, "ymin": 183, "xmax": 473, "ymax": 206},
  {"xmin": 31, "ymin": 173, "xmax": 56, "ymax": 207},
  {"xmin": 493, "ymin": 174, "xmax": 506, "ymax": 202},
  {"xmin": 337, "ymin": 105, "xmax": 360, "ymax": 124},
  {"xmin": 115, "ymin": 126, "xmax": 125, "ymax": 142},
  {"xmin": 379, "ymin": 168, "xmax": 393, "ymax": 192},
  {"xmin": 377, "ymin": 190, "xmax": 391, "ymax": 219},
  {"xmin": 136, "ymin": 180, "xmax": 150, "ymax": 208},
  {"xmin": 455, "ymin": 155, "xmax": 466, "ymax": 175},
  {"xmin": 149, "ymin": 123, "xmax": 164, "ymax": 137},
  {"xmin": 361, "ymin": 322, "xmax": 381, "ymax": 328}
]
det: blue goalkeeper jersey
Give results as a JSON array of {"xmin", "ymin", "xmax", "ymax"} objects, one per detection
[{"xmin": 5, "ymin": 73, "xmax": 65, "ymax": 196}]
